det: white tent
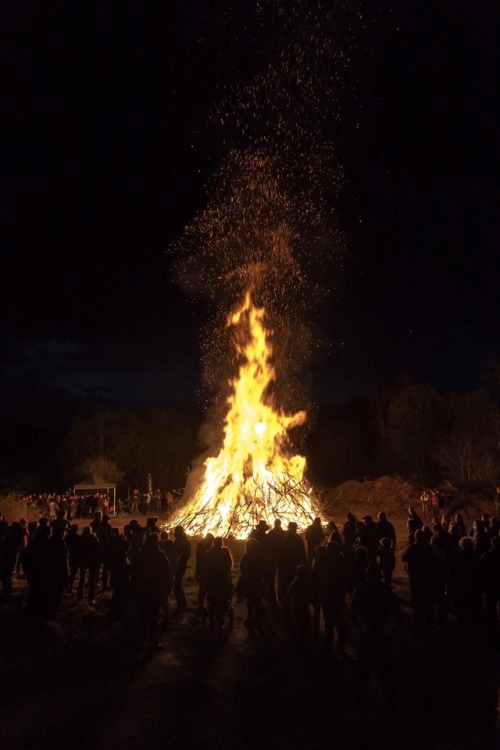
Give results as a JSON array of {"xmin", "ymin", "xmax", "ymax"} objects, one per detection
[{"xmin": 73, "ymin": 473, "xmax": 117, "ymax": 514}]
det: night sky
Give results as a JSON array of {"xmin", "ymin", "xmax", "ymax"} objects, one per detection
[{"xmin": 2, "ymin": 1, "xmax": 499, "ymax": 437}]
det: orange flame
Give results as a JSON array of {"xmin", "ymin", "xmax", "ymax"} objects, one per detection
[{"xmin": 168, "ymin": 292, "xmax": 325, "ymax": 537}]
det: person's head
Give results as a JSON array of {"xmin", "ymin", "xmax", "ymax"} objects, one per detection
[
  {"xmin": 315, "ymin": 545, "xmax": 327, "ymax": 562},
  {"xmin": 288, "ymin": 522, "xmax": 298, "ymax": 534},
  {"xmin": 70, "ymin": 524, "xmax": 79, "ymax": 533},
  {"xmin": 273, "ymin": 519, "xmax": 282, "ymax": 529},
  {"xmin": 213, "ymin": 537, "xmax": 223, "ymax": 550},
  {"xmin": 257, "ymin": 520, "xmax": 270, "ymax": 532},
  {"xmin": 82, "ymin": 526, "xmax": 92, "ymax": 537},
  {"xmin": 246, "ymin": 537, "xmax": 259, "ymax": 554},
  {"xmin": 295, "ymin": 564, "xmax": 308, "ymax": 583},
  {"xmin": 94, "ymin": 510, "xmax": 102, "ymax": 522},
  {"xmin": 366, "ymin": 562, "xmax": 383, "ymax": 582},
  {"xmin": 313, "ymin": 517, "xmax": 322, "ymax": 527},
  {"xmin": 459, "ymin": 536, "xmax": 474, "ymax": 551},
  {"xmin": 414, "ymin": 529, "xmax": 425, "ymax": 544},
  {"xmin": 160, "ymin": 530, "xmax": 168, "ymax": 540},
  {"xmin": 326, "ymin": 541, "xmax": 341, "ymax": 557},
  {"xmin": 204, "ymin": 532, "xmax": 215, "ymax": 542},
  {"xmin": 174, "ymin": 525, "xmax": 185, "ymax": 539},
  {"xmin": 378, "ymin": 512, "xmax": 387, "ymax": 522},
  {"xmin": 144, "ymin": 532, "xmax": 160, "ymax": 551}
]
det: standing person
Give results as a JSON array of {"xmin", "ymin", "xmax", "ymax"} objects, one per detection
[
  {"xmin": 378, "ymin": 538, "xmax": 396, "ymax": 587},
  {"xmin": 205, "ymin": 537, "xmax": 233, "ymax": 634},
  {"xmin": 351, "ymin": 562, "xmax": 400, "ymax": 710},
  {"xmin": 375, "ymin": 512, "xmax": 396, "ymax": 549},
  {"xmin": 277, "ymin": 522, "xmax": 306, "ymax": 605},
  {"xmin": 284, "ymin": 565, "xmax": 312, "ymax": 645},
  {"xmin": 195, "ymin": 532, "xmax": 215, "ymax": 617},
  {"xmin": 310, "ymin": 545, "xmax": 327, "ymax": 641},
  {"xmin": 0, "ymin": 522, "xmax": 25, "ymax": 598},
  {"xmin": 341, "ymin": 513, "xmax": 358, "ymax": 551},
  {"xmin": 41, "ymin": 527, "xmax": 69, "ymax": 620},
  {"xmin": 402, "ymin": 529, "xmax": 435, "ymax": 628},
  {"xmin": 249, "ymin": 521, "xmax": 274, "ymax": 606},
  {"xmin": 173, "ymin": 526, "xmax": 191, "ymax": 613},
  {"xmin": 320, "ymin": 541, "xmax": 347, "ymax": 651},
  {"xmin": 420, "ymin": 489, "xmax": 430, "ymax": 519},
  {"xmin": 305, "ymin": 518, "xmax": 325, "ymax": 570},
  {"xmin": 479, "ymin": 537, "xmax": 500, "ymax": 637},
  {"xmin": 22, "ymin": 526, "xmax": 51, "ymax": 616},
  {"xmin": 267, "ymin": 519, "xmax": 286, "ymax": 607},
  {"xmin": 407, "ymin": 507, "xmax": 423, "ymax": 544},
  {"xmin": 130, "ymin": 532, "xmax": 170, "ymax": 653},
  {"xmin": 239, "ymin": 538, "xmax": 265, "ymax": 626},
  {"xmin": 65, "ymin": 524, "xmax": 81, "ymax": 590},
  {"xmin": 76, "ymin": 527, "xmax": 100, "ymax": 605}
]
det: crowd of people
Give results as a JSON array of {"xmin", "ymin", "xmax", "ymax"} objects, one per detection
[
  {"xmin": 0, "ymin": 503, "xmax": 499, "ymax": 708},
  {"xmin": 21, "ymin": 489, "xmax": 178, "ymax": 519}
]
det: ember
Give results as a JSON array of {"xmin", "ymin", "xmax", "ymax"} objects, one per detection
[{"xmin": 168, "ymin": 291, "xmax": 325, "ymax": 538}]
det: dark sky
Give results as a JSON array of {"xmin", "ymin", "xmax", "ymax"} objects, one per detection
[{"xmin": 2, "ymin": 1, "xmax": 499, "ymax": 435}]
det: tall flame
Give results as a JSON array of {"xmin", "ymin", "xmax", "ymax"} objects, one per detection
[{"xmin": 169, "ymin": 292, "xmax": 325, "ymax": 537}]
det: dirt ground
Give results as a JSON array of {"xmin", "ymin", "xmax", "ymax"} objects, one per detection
[{"xmin": 0, "ymin": 508, "xmax": 499, "ymax": 750}]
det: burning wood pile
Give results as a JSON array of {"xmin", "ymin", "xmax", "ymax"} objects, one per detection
[{"xmin": 168, "ymin": 293, "xmax": 325, "ymax": 538}]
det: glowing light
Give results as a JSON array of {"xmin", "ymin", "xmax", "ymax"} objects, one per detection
[{"xmin": 168, "ymin": 292, "xmax": 325, "ymax": 537}]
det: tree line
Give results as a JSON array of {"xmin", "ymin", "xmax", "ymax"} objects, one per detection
[{"xmin": 2, "ymin": 377, "xmax": 499, "ymax": 495}]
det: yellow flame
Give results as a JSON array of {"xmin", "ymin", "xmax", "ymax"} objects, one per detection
[{"xmin": 168, "ymin": 293, "xmax": 325, "ymax": 537}]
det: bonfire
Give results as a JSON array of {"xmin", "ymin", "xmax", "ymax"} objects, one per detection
[{"xmin": 168, "ymin": 292, "xmax": 325, "ymax": 538}]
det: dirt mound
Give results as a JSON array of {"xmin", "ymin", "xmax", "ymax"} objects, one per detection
[{"xmin": 321, "ymin": 475, "xmax": 420, "ymax": 519}]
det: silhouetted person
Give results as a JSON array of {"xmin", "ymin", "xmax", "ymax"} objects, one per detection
[
  {"xmin": 305, "ymin": 518, "xmax": 325, "ymax": 570},
  {"xmin": 205, "ymin": 537, "xmax": 233, "ymax": 634},
  {"xmin": 378, "ymin": 538, "xmax": 396, "ymax": 587},
  {"xmin": 130, "ymin": 532, "xmax": 170, "ymax": 652},
  {"xmin": 320, "ymin": 542, "xmax": 347, "ymax": 651},
  {"xmin": 125, "ymin": 520, "xmax": 145, "ymax": 564},
  {"xmin": 479, "ymin": 537, "xmax": 500, "ymax": 637},
  {"xmin": 109, "ymin": 546, "xmax": 132, "ymax": 622},
  {"xmin": 0, "ymin": 521, "xmax": 25, "ymax": 598},
  {"xmin": 310, "ymin": 545, "xmax": 327, "ymax": 640},
  {"xmin": 376, "ymin": 512, "xmax": 396, "ymax": 549},
  {"xmin": 173, "ymin": 526, "xmax": 191, "ymax": 613},
  {"xmin": 195, "ymin": 532, "xmax": 214, "ymax": 617},
  {"xmin": 239, "ymin": 537, "xmax": 265, "ymax": 625},
  {"xmin": 277, "ymin": 522, "xmax": 306, "ymax": 604},
  {"xmin": 348, "ymin": 545, "xmax": 369, "ymax": 593},
  {"xmin": 267, "ymin": 519, "xmax": 286, "ymax": 605},
  {"xmin": 41, "ymin": 527, "xmax": 69, "ymax": 619},
  {"xmin": 284, "ymin": 564, "xmax": 311, "ymax": 644},
  {"xmin": 160, "ymin": 530, "xmax": 178, "ymax": 602},
  {"xmin": 449, "ymin": 536, "xmax": 481, "ymax": 630},
  {"xmin": 351, "ymin": 562, "xmax": 400, "ymax": 710},
  {"xmin": 249, "ymin": 520, "xmax": 275, "ymax": 605},
  {"xmin": 65, "ymin": 524, "xmax": 81, "ymax": 589},
  {"xmin": 22, "ymin": 525, "xmax": 51, "ymax": 616},
  {"xmin": 402, "ymin": 529, "xmax": 435, "ymax": 628},
  {"xmin": 355, "ymin": 519, "xmax": 377, "ymax": 561},
  {"xmin": 77, "ymin": 526, "xmax": 100, "ymax": 605},
  {"xmin": 407, "ymin": 507, "xmax": 423, "ymax": 544},
  {"xmin": 341, "ymin": 513, "xmax": 357, "ymax": 550},
  {"xmin": 430, "ymin": 536, "xmax": 449, "ymax": 623}
]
